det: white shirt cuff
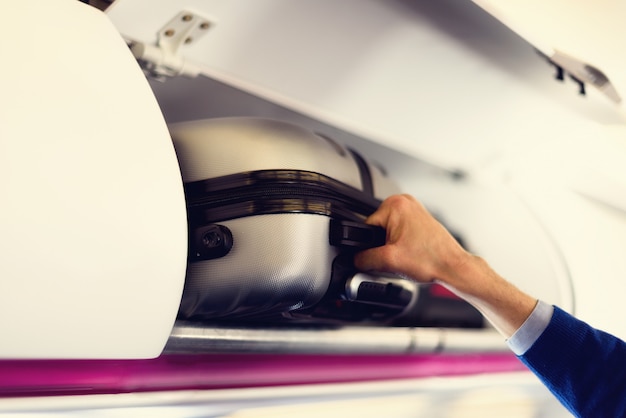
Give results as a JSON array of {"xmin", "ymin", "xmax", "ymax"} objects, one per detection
[{"xmin": 506, "ymin": 300, "xmax": 554, "ymax": 356}]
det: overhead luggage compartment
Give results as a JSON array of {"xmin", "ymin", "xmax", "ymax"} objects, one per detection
[
  {"xmin": 104, "ymin": 0, "xmax": 575, "ymax": 349},
  {"xmin": 6, "ymin": 0, "xmax": 609, "ymax": 359}
]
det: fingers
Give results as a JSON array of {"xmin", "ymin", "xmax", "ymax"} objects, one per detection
[
  {"xmin": 354, "ymin": 194, "xmax": 415, "ymax": 274},
  {"xmin": 354, "ymin": 194, "xmax": 455, "ymax": 282},
  {"xmin": 362, "ymin": 194, "xmax": 415, "ymax": 230},
  {"xmin": 361, "ymin": 198, "xmax": 392, "ymax": 228},
  {"xmin": 353, "ymin": 246, "xmax": 387, "ymax": 273}
]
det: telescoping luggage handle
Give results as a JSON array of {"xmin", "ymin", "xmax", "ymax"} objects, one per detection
[{"xmin": 329, "ymin": 219, "xmax": 386, "ymax": 250}]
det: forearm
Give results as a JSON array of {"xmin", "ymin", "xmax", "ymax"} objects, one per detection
[
  {"xmin": 448, "ymin": 261, "xmax": 626, "ymax": 417},
  {"xmin": 434, "ymin": 254, "xmax": 537, "ymax": 337}
]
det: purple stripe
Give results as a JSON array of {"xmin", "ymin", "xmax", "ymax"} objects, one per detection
[{"xmin": 0, "ymin": 353, "xmax": 525, "ymax": 397}]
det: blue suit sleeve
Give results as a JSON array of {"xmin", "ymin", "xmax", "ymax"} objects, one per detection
[{"xmin": 518, "ymin": 306, "xmax": 626, "ymax": 417}]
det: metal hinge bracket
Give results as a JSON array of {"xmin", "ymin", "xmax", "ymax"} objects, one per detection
[{"xmin": 130, "ymin": 10, "xmax": 214, "ymax": 80}]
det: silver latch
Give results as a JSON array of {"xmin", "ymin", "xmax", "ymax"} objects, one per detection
[{"xmin": 130, "ymin": 10, "xmax": 213, "ymax": 80}]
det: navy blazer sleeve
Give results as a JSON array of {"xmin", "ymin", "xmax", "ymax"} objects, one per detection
[{"xmin": 518, "ymin": 306, "xmax": 626, "ymax": 417}]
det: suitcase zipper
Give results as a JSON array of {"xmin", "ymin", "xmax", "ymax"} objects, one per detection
[{"xmin": 185, "ymin": 170, "xmax": 381, "ymax": 223}]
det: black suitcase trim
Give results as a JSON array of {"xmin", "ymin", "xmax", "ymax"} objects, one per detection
[
  {"xmin": 184, "ymin": 169, "xmax": 387, "ymax": 262},
  {"xmin": 185, "ymin": 169, "xmax": 382, "ymax": 224}
]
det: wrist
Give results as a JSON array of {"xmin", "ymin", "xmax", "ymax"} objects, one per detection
[{"xmin": 434, "ymin": 250, "xmax": 482, "ymax": 294}]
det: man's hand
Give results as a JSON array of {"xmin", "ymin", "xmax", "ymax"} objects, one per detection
[
  {"xmin": 354, "ymin": 194, "xmax": 469, "ymax": 286},
  {"xmin": 354, "ymin": 194, "xmax": 537, "ymax": 337}
]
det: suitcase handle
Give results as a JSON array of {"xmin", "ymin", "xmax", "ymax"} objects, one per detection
[{"xmin": 329, "ymin": 219, "xmax": 386, "ymax": 250}]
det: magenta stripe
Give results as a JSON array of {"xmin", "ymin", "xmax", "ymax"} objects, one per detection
[{"xmin": 0, "ymin": 353, "xmax": 525, "ymax": 397}]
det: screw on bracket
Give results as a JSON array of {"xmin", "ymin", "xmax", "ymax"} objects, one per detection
[
  {"xmin": 158, "ymin": 10, "xmax": 212, "ymax": 52},
  {"xmin": 130, "ymin": 10, "xmax": 214, "ymax": 80}
]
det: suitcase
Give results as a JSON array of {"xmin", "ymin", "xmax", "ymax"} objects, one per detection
[{"xmin": 170, "ymin": 117, "xmax": 419, "ymax": 323}]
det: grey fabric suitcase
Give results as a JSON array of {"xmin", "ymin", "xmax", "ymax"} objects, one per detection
[{"xmin": 170, "ymin": 117, "xmax": 418, "ymax": 323}]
